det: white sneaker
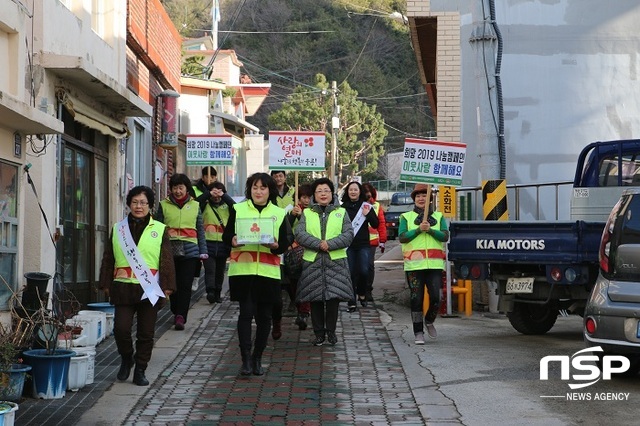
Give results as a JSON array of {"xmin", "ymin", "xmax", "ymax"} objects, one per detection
[
  {"xmin": 414, "ymin": 332, "xmax": 425, "ymax": 345},
  {"xmin": 191, "ymin": 278, "xmax": 199, "ymax": 291},
  {"xmin": 425, "ymin": 322, "xmax": 437, "ymax": 339}
]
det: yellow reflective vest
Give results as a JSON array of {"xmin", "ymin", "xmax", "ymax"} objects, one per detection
[
  {"xmin": 203, "ymin": 203, "xmax": 230, "ymax": 242},
  {"xmin": 400, "ymin": 211, "xmax": 446, "ymax": 271},
  {"xmin": 159, "ymin": 199, "xmax": 199, "ymax": 244},
  {"xmin": 301, "ymin": 207, "xmax": 348, "ymax": 261},
  {"xmin": 276, "ymin": 186, "xmax": 295, "ymax": 209},
  {"xmin": 112, "ymin": 218, "xmax": 165, "ymax": 283},
  {"xmin": 228, "ymin": 201, "xmax": 286, "ymax": 280}
]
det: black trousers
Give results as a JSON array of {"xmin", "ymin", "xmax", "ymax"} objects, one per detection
[
  {"xmin": 203, "ymin": 256, "xmax": 227, "ymax": 293},
  {"xmin": 170, "ymin": 257, "xmax": 200, "ymax": 322},
  {"xmin": 406, "ymin": 269, "xmax": 442, "ymax": 332},
  {"xmin": 114, "ymin": 300, "xmax": 159, "ymax": 369},
  {"xmin": 237, "ymin": 295, "xmax": 273, "ymax": 354},
  {"xmin": 310, "ymin": 299, "xmax": 340, "ymax": 337}
]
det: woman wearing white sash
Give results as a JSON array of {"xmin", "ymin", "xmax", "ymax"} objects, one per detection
[
  {"xmin": 99, "ymin": 186, "xmax": 176, "ymax": 386},
  {"xmin": 341, "ymin": 181, "xmax": 379, "ymax": 311}
]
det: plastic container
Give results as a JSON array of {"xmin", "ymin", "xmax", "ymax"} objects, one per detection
[
  {"xmin": 67, "ymin": 354, "xmax": 89, "ymax": 391},
  {"xmin": 22, "ymin": 349, "xmax": 75, "ymax": 399},
  {"xmin": 77, "ymin": 311, "xmax": 107, "ymax": 344},
  {"xmin": 71, "ymin": 346, "xmax": 96, "ymax": 385},
  {"xmin": 67, "ymin": 317, "xmax": 98, "ymax": 347},
  {"xmin": 0, "ymin": 401, "xmax": 19, "ymax": 426},
  {"xmin": 87, "ymin": 303, "xmax": 115, "ymax": 336}
]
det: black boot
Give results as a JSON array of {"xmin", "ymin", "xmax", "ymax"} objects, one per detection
[
  {"xmin": 117, "ymin": 354, "xmax": 133, "ymax": 381},
  {"xmin": 251, "ymin": 351, "xmax": 264, "ymax": 376},
  {"xmin": 132, "ymin": 365, "xmax": 149, "ymax": 386},
  {"xmin": 213, "ymin": 290, "xmax": 222, "ymax": 303},
  {"xmin": 240, "ymin": 350, "xmax": 252, "ymax": 376}
]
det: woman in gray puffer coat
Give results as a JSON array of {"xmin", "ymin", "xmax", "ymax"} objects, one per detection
[{"xmin": 295, "ymin": 178, "xmax": 354, "ymax": 346}]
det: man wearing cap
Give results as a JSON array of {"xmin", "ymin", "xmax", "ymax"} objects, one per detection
[{"xmin": 398, "ymin": 183, "xmax": 449, "ymax": 344}]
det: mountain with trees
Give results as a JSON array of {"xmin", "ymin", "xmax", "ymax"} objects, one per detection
[{"xmin": 162, "ymin": 0, "xmax": 433, "ymax": 182}]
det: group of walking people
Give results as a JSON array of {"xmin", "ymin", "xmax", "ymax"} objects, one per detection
[{"xmin": 99, "ymin": 168, "xmax": 448, "ymax": 384}]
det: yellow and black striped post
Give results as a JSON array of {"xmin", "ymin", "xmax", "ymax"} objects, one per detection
[{"xmin": 482, "ymin": 179, "xmax": 508, "ymax": 221}]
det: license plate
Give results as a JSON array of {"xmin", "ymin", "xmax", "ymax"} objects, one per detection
[
  {"xmin": 574, "ymin": 188, "xmax": 590, "ymax": 198},
  {"xmin": 506, "ymin": 277, "xmax": 534, "ymax": 293}
]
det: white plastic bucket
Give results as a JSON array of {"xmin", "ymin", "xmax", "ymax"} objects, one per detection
[
  {"xmin": 67, "ymin": 317, "xmax": 98, "ymax": 347},
  {"xmin": 67, "ymin": 354, "xmax": 89, "ymax": 391},
  {"xmin": 72, "ymin": 346, "xmax": 96, "ymax": 385},
  {"xmin": 78, "ymin": 310, "xmax": 107, "ymax": 343}
]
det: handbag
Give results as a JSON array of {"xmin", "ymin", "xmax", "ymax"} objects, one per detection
[
  {"xmin": 284, "ymin": 244, "xmax": 304, "ymax": 278},
  {"xmin": 170, "ymin": 240, "xmax": 185, "ymax": 257}
]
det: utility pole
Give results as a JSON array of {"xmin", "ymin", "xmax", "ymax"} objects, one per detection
[{"xmin": 330, "ymin": 80, "xmax": 339, "ymax": 186}]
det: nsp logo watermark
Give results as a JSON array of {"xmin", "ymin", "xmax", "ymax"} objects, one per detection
[
  {"xmin": 540, "ymin": 346, "xmax": 629, "ymax": 389},
  {"xmin": 539, "ymin": 346, "xmax": 631, "ymax": 401}
]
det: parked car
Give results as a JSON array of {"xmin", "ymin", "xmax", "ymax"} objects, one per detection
[
  {"xmin": 584, "ymin": 187, "xmax": 640, "ymax": 375},
  {"xmin": 384, "ymin": 192, "xmax": 413, "ymax": 240}
]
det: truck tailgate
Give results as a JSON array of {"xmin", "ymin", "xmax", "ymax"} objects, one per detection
[{"xmin": 447, "ymin": 220, "xmax": 604, "ymax": 264}]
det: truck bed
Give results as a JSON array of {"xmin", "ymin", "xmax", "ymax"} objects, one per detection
[{"xmin": 447, "ymin": 220, "xmax": 604, "ymax": 264}]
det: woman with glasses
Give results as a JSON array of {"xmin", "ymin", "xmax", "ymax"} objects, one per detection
[
  {"xmin": 340, "ymin": 181, "xmax": 379, "ymax": 311},
  {"xmin": 295, "ymin": 178, "xmax": 354, "ymax": 346},
  {"xmin": 99, "ymin": 186, "xmax": 176, "ymax": 386},
  {"xmin": 155, "ymin": 173, "xmax": 208, "ymax": 331}
]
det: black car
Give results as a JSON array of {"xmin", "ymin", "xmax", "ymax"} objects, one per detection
[{"xmin": 384, "ymin": 192, "xmax": 413, "ymax": 240}]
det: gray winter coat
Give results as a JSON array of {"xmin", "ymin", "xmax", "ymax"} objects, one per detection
[{"xmin": 295, "ymin": 200, "xmax": 354, "ymax": 302}]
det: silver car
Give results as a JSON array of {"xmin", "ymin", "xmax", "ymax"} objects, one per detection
[{"xmin": 584, "ymin": 188, "xmax": 640, "ymax": 375}]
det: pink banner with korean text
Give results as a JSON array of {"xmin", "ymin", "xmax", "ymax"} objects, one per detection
[
  {"xmin": 268, "ymin": 131, "xmax": 326, "ymax": 171},
  {"xmin": 400, "ymin": 138, "xmax": 467, "ymax": 187}
]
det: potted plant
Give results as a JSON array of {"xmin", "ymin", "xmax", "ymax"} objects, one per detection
[
  {"xmin": 0, "ymin": 327, "xmax": 31, "ymax": 403},
  {"xmin": 5, "ymin": 275, "xmax": 78, "ymax": 399},
  {"xmin": 0, "ymin": 401, "xmax": 19, "ymax": 426}
]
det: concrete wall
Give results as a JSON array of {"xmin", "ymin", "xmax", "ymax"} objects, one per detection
[{"xmin": 409, "ymin": 0, "xmax": 640, "ymax": 219}]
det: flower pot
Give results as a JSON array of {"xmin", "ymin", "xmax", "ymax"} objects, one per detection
[
  {"xmin": 23, "ymin": 272, "xmax": 51, "ymax": 295},
  {"xmin": 0, "ymin": 401, "xmax": 19, "ymax": 426},
  {"xmin": 22, "ymin": 349, "xmax": 75, "ymax": 399},
  {"xmin": 0, "ymin": 364, "xmax": 31, "ymax": 402},
  {"xmin": 67, "ymin": 354, "xmax": 89, "ymax": 391}
]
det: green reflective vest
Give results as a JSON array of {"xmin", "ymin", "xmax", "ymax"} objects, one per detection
[
  {"xmin": 276, "ymin": 186, "xmax": 295, "ymax": 209},
  {"xmin": 301, "ymin": 207, "xmax": 348, "ymax": 262},
  {"xmin": 112, "ymin": 218, "xmax": 165, "ymax": 283},
  {"xmin": 228, "ymin": 201, "xmax": 286, "ymax": 280},
  {"xmin": 159, "ymin": 199, "xmax": 199, "ymax": 244},
  {"xmin": 400, "ymin": 210, "xmax": 445, "ymax": 271}
]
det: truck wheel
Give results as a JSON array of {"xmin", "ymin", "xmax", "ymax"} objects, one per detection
[{"xmin": 507, "ymin": 303, "xmax": 558, "ymax": 335}]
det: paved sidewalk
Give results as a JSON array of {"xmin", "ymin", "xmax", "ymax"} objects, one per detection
[{"xmin": 15, "ymin": 244, "xmax": 462, "ymax": 425}]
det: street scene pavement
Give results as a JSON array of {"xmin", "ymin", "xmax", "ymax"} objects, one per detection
[{"xmin": 14, "ymin": 242, "xmax": 640, "ymax": 425}]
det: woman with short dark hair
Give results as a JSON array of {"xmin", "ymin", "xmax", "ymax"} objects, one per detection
[
  {"xmin": 99, "ymin": 186, "xmax": 176, "ymax": 386},
  {"xmin": 155, "ymin": 173, "xmax": 208, "ymax": 331},
  {"xmin": 222, "ymin": 172, "xmax": 292, "ymax": 376},
  {"xmin": 295, "ymin": 178, "xmax": 354, "ymax": 346}
]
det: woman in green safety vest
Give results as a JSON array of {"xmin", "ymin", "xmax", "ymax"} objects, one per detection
[
  {"xmin": 222, "ymin": 172, "xmax": 292, "ymax": 376},
  {"xmin": 99, "ymin": 186, "xmax": 176, "ymax": 386},
  {"xmin": 398, "ymin": 183, "xmax": 449, "ymax": 345},
  {"xmin": 295, "ymin": 177, "xmax": 354, "ymax": 347},
  {"xmin": 155, "ymin": 173, "xmax": 208, "ymax": 331}
]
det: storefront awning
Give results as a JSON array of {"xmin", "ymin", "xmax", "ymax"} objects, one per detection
[
  {"xmin": 0, "ymin": 90, "xmax": 63, "ymax": 135},
  {"xmin": 209, "ymin": 110, "xmax": 259, "ymax": 133}
]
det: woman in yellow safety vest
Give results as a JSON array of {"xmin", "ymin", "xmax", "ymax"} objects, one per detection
[
  {"xmin": 295, "ymin": 178, "xmax": 354, "ymax": 346},
  {"xmin": 222, "ymin": 172, "xmax": 292, "ymax": 376},
  {"xmin": 99, "ymin": 186, "xmax": 176, "ymax": 386},
  {"xmin": 155, "ymin": 173, "xmax": 208, "ymax": 331},
  {"xmin": 398, "ymin": 183, "xmax": 449, "ymax": 345}
]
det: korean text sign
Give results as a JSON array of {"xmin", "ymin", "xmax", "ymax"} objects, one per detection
[
  {"xmin": 268, "ymin": 131, "xmax": 326, "ymax": 171},
  {"xmin": 400, "ymin": 139, "xmax": 466, "ymax": 186},
  {"xmin": 186, "ymin": 135, "xmax": 233, "ymax": 166}
]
